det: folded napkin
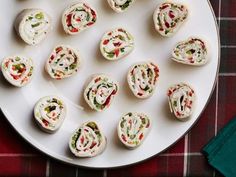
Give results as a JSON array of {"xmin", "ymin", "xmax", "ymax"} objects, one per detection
[{"xmin": 203, "ymin": 117, "xmax": 236, "ymax": 177}]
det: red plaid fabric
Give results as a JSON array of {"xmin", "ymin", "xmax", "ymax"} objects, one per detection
[{"xmin": 0, "ymin": 0, "xmax": 234, "ymax": 176}]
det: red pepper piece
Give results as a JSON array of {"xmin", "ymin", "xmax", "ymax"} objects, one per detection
[
  {"xmin": 90, "ymin": 142, "xmax": 97, "ymax": 149},
  {"xmin": 42, "ymin": 119, "xmax": 49, "ymax": 127},
  {"xmin": 11, "ymin": 74, "xmax": 20, "ymax": 80},
  {"xmin": 176, "ymin": 111, "xmax": 181, "ymax": 117},
  {"xmin": 94, "ymin": 77, "xmax": 101, "ymax": 83},
  {"xmin": 167, "ymin": 90, "xmax": 172, "ymax": 96},
  {"xmin": 66, "ymin": 14, "xmax": 72, "ymax": 26},
  {"xmin": 169, "ymin": 10, "xmax": 175, "ymax": 19},
  {"xmin": 91, "ymin": 9, "xmax": 96, "ymax": 19},
  {"xmin": 50, "ymin": 55, "xmax": 55, "ymax": 60},
  {"xmin": 56, "ymin": 47, "xmax": 63, "ymax": 53},
  {"xmin": 113, "ymin": 42, "xmax": 122, "ymax": 47},
  {"xmin": 139, "ymin": 133, "xmax": 144, "ymax": 140},
  {"xmin": 118, "ymin": 28, "xmax": 124, "ymax": 32},
  {"xmin": 103, "ymin": 39, "xmax": 109, "ymax": 45},
  {"xmin": 114, "ymin": 49, "xmax": 120, "ymax": 57},
  {"xmin": 76, "ymin": 18, "xmax": 81, "ymax": 22},
  {"xmin": 137, "ymin": 93, "xmax": 143, "ymax": 96},
  {"xmin": 165, "ymin": 21, "xmax": 170, "ymax": 28},
  {"xmin": 104, "ymin": 90, "xmax": 117, "ymax": 107},
  {"xmin": 160, "ymin": 4, "xmax": 169, "ymax": 10},
  {"xmin": 121, "ymin": 134, "xmax": 127, "ymax": 142},
  {"xmin": 87, "ymin": 22, "xmax": 94, "ymax": 26},
  {"xmin": 70, "ymin": 28, "xmax": 79, "ymax": 33},
  {"xmin": 80, "ymin": 136, "xmax": 84, "ymax": 144}
]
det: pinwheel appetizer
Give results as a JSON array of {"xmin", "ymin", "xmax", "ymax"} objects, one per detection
[
  {"xmin": 15, "ymin": 9, "xmax": 52, "ymax": 45},
  {"xmin": 100, "ymin": 28, "xmax": 134, "ymax": 61},
  {"xmin": 127, "ymin": 61, "xmax": 160, "ymax": 99},
  {"xmin": 153, "ymin": 2, "xmax": 188, "ymax": 37},
  {"xmin": 117, "ymin": 112, "xmax": 151, "ymax": 149},
  {"xmin": 84, "ymin": 74, "xmax": 119, "ymax": 111},
  {"xmin": 1, "ymin": 55, "xmax": 34, "ymax": 87},
  {"xmin": 45, "ymin": 45, "xmax": 81, "ymax": 80},
  {"xmin": 34, "ymin": 96, "xmax": 66, "ymax": 133},
  {"xmin": 69, "ymin": 121, "xmax": 107, "ymax": 157},
  {"xmin": 172, "ymin": 37, "xmax": 208, "ymax": 66},
  {"xmin": 167, "ymin": 83, "xmax": 196, "ymax": 120},
  {"xmin": 62, "ymin": 2, "xmax": 97, "ymax": 35},
  {"xmin": 107, "ymin": 0, "xmax": 136, "ymax": 13}
]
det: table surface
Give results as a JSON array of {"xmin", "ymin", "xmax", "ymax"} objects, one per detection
[{"xmin": 0, "ymin": 0, "xmax": 234, "ymax": 176}]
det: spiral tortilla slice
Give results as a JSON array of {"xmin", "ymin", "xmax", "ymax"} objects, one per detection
[
  {"xmin": 127, "ymin": 61, "xmax": 159, "ymax": 99},
  {"xmin": 172, "ymin": 37, "xmax": 208, "ymax": 66},
  {"xmin": 117, "ymin": 112, "xmax": 151, "ymax": 149},
  {"xmin": 107, "ymin": 0, "xmax": 136, "ymax": 13},
  {"xmin": 15, "ymin": 9, "xmax": 52, "ymax": 45},
  {"xmin": 34, "ymin": 96, "xmax": 66, "ymax": 133},
  {"xmin": 167, "ymin": 83, "xmax": 196, "ymax": 120},
  {"xmin": 69, "ymin": 121, "xmax": 107, "ymax": 157},
  {"xmin": 45, "ymin": 45, "xmax": 81, "ymax": 80},
  {"xmin": 62, "ymin": 2, "xmax": 97, "ymax": 35},
  {"xmin": 84, "ymin": 74, "xmax": 119, "ymax": 112},
  {"xmin": 100, "ymin": 28, "xmax": 134, "ymax": 61},
  {"xmin": 1, "ymin": 56, "xmax": 34, "ymax": 87},
  {"xmin": 153, "ymin": 2, "xmax": 188, "ymax": 37}
]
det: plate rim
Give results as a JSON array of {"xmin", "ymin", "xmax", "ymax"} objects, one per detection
[{"xmin": 0, "ymin": 0, "xmax": 220, "ymax": 169}]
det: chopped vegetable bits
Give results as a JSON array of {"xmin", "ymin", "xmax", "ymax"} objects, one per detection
[
  {"xmin": 62, "ymin": 2, "xmax": 97, "ymax": 35},
  {"xmin": 1, "ymin": 55, "xmax": 34, "ymax": 87},
  {"xmin": 34, "ymin": 96, "xmax": 66, "ymax": 133},
  {"xmin": 167, "ymin": 83, "xmax": 196, "ymax": 120},
  {"xmin": 84, "ymin": 74, "xmax": 119, "ymax": 112},
  {"xmin": 45, "ymin": 45, "xmax": 81, "ymax": 80},
  {"xmin": 127, "ymin": 61, "xmax": 160, "ymax": 99},
  {"xmin": 117, "ymin": 112, "xmax": 151, "ymax": 149},
  {"xmin": 100, "ymin": 28, "xmax": 134, "ymax": 61},
  {"xmin": 153, "ymin": 2, "xmax": 188, "ymax": 37},
  {"xmin": 15, "ymin": 9, "xmax": 52, "ymax": 45},
  {"xmin": 172, "ymin": 37, "xmax": 208, "ymax": 66},
  {"xmin": 69, "ymin": 121, "xmax": 106, "ymax": 157}
]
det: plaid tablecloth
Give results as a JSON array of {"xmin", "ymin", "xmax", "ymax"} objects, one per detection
[{"xmin": 0, "ymin": 0, "xmax": 234, "ymax": 176}]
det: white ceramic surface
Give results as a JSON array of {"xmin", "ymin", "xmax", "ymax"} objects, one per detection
[{"xmin": 0, "ymin": 0, "xmax": 219, "ymax": 168}]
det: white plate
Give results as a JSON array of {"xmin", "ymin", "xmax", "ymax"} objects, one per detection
[{"xmin": 0, "ymin": 0, "xmax": 219, "ymax": 168}]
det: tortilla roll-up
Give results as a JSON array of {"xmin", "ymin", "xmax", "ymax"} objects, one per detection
[
  {"xmin": 84, "ymin": 74, "xmax": 119, "ymax": 112},
  {"xmin": 100, "ymin": 28, "xmax": 134, "ymax": 61},
  {"xmin": 153, "ymin": 2, "xmax": 188, "ymax": 37},
  {"xmin": 34, "ymin": 96, "xmax": 66, "ymax": 133},
  {"xmin": 62, "ymin": 2, "xmax": 97, "ymax": 35},
  {"xmin": 127, "ymin": 61, "xmax": 160, "ymax": 99},
  {"xmin": 167, "ymin": 83, "xmax": 196, "ymax": 120},
  {"xmin": 15, "ymin": 9, "xmax": 52, "ymax": 45},
  {"xmin": 1, "ymin": 56, "xmax": 34, "ymax": 87},
  {"xmin": 107, "ymin": 0, "xmax": 136, "ymax": 13},
  {"xmin": 69, "ymin": 121, "xmax": 107, "ymax": 157},
  {"xmin": 45, "ymin": 45, "xmax": 81, "ymax": 80},
  {"xmin": 117, "ymin": 112, "xmax": 151, "ymax": 149},
  {"xmin": 172, "ymin": 37, "xmax": 208, "ymax": 66}
]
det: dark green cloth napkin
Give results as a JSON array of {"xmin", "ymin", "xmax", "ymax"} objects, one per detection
[{"xmin": 203, "ymin": 117, "xmax": 236, "ymax": 177}]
